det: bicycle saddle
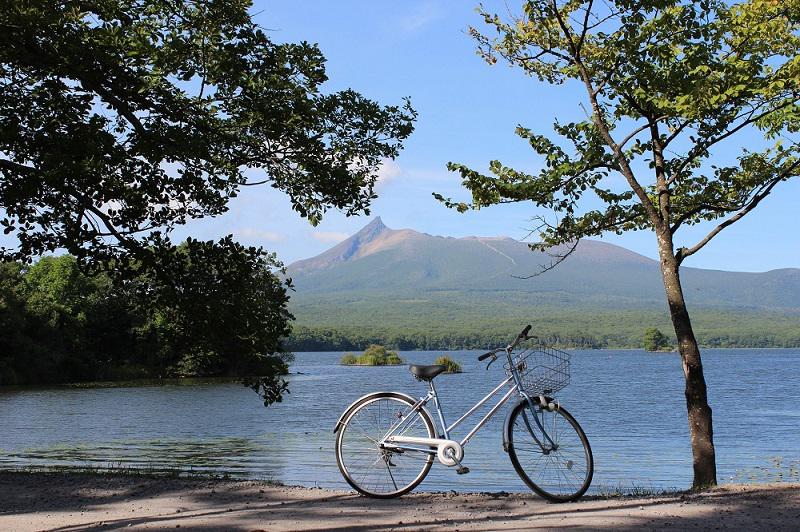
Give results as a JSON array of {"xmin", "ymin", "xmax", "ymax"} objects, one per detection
[{"xmin": 409, "ymin": 364, "xmax": 446, "ymax": 381}]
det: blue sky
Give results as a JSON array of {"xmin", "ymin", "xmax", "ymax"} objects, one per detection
[{"xmin": 170, "ymin": 0, "xmax": 800, "ymax": 272}]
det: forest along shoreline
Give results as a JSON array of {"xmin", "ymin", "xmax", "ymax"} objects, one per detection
[{"xmin": 1, "ymin": 472, "xmax": 799, "ymax": 531}]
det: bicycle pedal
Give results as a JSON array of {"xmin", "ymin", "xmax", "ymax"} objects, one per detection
[{"xmin": 456, "ymin": 466, "xmax": 470, "ymax": 475}]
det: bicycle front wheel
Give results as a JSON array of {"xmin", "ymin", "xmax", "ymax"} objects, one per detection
[
  {"xmin": 507, "ymin": 399, "xmax": 593, "ymax": 502},
  {"xmin": 335, "ymin": 392, "xmax": 435, "ymax": 498}
]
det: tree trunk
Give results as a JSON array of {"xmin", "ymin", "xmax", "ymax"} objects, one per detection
[{"xmin": 657, "ymin": 232, "xmax": 717, "ymax": 489}]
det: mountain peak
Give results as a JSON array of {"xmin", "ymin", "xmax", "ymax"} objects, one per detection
[
  {"xmin": 287, "ymin": 220, "xmax": 800, "ymax": 312},
  {"xmin": 289, "ymin": 217, "xmax": 394, "ymax": 273},
  {"xmin": 354, "ymin": 216, "xmax": 387, "ymax": 241}
]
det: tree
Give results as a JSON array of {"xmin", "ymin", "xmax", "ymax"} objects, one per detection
[
  {"xmin": 128, "ymin": 237, "xmax": 295, "ymax": 405},
  {"xmin": 0, "ymin": 0, "xmax": 415, "ymax": 268},
  {"xmin": 0, "ymin": 1, "xmax": 415, "ymax": 404},
  {"xmin": 644, "ymin": 327, "xmax": 671, "ymax": 352},
  {"xmin": 439, "ymin": 0, "xmax": 800, "ymax": 488},
  {"xmin": 0, "ymin": 260, "xmax": 41, "ymax": 384},
  {"xmin": 0, "ymin": 255, "xmax": 122, "ymax": 384},
  {"xmin": 0, "ymin": 244, "xmax": 292, "ymax": 404}
]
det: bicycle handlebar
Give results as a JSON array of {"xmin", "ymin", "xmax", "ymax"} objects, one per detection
[
  {"xmin": 508, "ymin": 324, "xmax": 532, "ymax": 350},
  {"xmin": 477, "ymin": 325, "xmax": 533, "ymax": 361},
  {"xmin": 478, "ymin": 350, "xmax": 496, "ymax": 361}
]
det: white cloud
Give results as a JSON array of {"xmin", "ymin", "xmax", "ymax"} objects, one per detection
[
  {"xmin": 399, "ymin": 1, "xmax": 444, "ymax": 33},
  {"xmin": 376, "ymin": 159, "xmax": 402, "ymax": 189},
  {"xmin": 311, "ymin": 231, "xmax": 350, "ymax": 244},
  {"xmin": 235, "ymin": 228, "xmax": 286, "ymax": 242}
]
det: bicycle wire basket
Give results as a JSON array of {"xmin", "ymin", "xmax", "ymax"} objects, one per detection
[{"xmin": 504, "ymin": 342, "xmax": 570, "ymax": 396}]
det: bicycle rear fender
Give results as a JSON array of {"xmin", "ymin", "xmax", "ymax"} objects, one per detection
[
  {"xmin": 502, "ymin": 396, "xmax": 551, "ymax": 452},
  {"xmin": 333, "ymin": 391, "xmax": 427, "ymax": 434}
]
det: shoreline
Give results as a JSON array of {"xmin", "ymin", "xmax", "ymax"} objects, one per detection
[
  {"xmin": 1, "ymin": 347, "xmax": 798, "ymax": 391},
  {"xmin": 1, "ymin": 471, "xmax": 798, "ymax": 531},
  {"xmin": 297, "ymin": 346, "xmax": 800, "ymax": 353}
]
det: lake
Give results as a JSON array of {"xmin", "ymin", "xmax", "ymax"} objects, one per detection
[{"xmin": 1, "ymin": 349, "xmax": 799, "ymax": 493}]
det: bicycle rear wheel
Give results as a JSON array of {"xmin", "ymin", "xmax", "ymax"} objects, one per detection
[
  {"xmin": 335, "ymin": 392, "xmax": 435, "ymax": 498},
  {"xmin": 506, "ymin": 399, "xmax": 593, "ymax": 502}
]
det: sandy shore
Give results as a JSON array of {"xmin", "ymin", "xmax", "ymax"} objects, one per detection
[{"xmin": 1, "ymin": 472, "xmax": 798, "ymax": 531}]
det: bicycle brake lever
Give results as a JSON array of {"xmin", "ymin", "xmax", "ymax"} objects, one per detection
[{"xmin": 486, "ymin": 355, "xmax": 498, "ymax": 370}]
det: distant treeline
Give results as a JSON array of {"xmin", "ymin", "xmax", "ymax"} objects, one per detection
[
  {"xmin": 3, "ymin": 253, "xmax": 796, "ymax": 388},
  {"xmin": 286, "ymin": 325, "xmax": 800, "ymax": 351},
  {"xmin": 0, "ymin": 243, "xmax": 292, "ymax": 391}
]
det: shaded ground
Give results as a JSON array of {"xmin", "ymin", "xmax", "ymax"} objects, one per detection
[{"xmin": 0, "ymin": 472, "xmax": 798, "ymax": 531}]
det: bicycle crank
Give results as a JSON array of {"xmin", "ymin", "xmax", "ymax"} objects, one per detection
[{"xmin": 384, "ymin": 435, "xmax": 464, "ymax": 467}]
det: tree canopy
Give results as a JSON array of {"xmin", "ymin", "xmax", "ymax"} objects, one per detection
[
  {"xmin": 0, "ymin": 1, "xmax": 417, "ymax": 405},
  {"xmin": 0, "ymin": 0, "xmax": 415, "ymax": 269},
  {"xmin": 0, "ymin": 244, "xmax": 293, "ymax": 405},
  {"xmin": 643, "ymin": 327, "xmax": 672, "ymax": 351},
  {"xmin": 438, "ymin": 0, "xmax": 800, "ymax": 489},
  {"xmin": 439, "ymin": 0, "xmax": 799, "ymax": 263}
]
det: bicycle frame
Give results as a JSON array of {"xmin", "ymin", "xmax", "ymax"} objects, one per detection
[
  {"xmin": 385, "ymin": 373, "xmax": 517, "ymax": 454},
  {"xmin": 380, "ymin": 345, "xmax": 557, "ymax": 458}
]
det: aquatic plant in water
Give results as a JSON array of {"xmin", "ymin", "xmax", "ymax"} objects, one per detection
[
  {"xmin": 433, "ymin": 355, "xmax": 462, "ymax": 373},
  {"xmin": 340, "ymin": 345, "xmax": 404, "ymax": 366}
]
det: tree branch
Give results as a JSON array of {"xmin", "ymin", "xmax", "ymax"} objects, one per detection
[
  {"xmin": 619, "ymin": 117, "xmax": 667, "ymax": 149},
  {"xmin": 577, "ymin": 0, "xmax": 595, "ymax": 53},
  {"xmin": 0, "ymin": 158, "xmax": 37, "ymax": 175},
  {"xmin": 670, "ymin": 202, "xmax": 738, "ymax": 233},
  {"xmin": 78, "ymin": 79, "xmax": 148, "ymax": 138},
  {"xmin": 676, "ymin": 160, "xmax": 800, "ymax": 263},
  {"xmin": 513, "ymin": 239, "xmax": 580, "ymax": 279},
  {"xmin": 0, "ymin": 159, "xmax": 150, "ymax": 246},
  {"xmin": 550, "ymin": 0, "xmax": 663, "ymax": 228},
  {"xmin": 667, "ymin": 99, "xmax": 797, "ymax": 185},
  {"xmin": 663, "ymin": 118, "xmax": 692, "ymax": 147}
]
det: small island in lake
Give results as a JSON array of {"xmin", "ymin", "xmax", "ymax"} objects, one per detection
[
  {"xmin": 434, "ymin": 355, "xmax": 462, "ymax": 373},
  {"xmin": 644, "ymin": 327, "xmax": 675, "ymax": 352},
  {"xmin": 341, "ymin": 345, "xmax": 404, "ymax": 366}
]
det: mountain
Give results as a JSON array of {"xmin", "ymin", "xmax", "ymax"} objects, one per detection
[
  {"xmin": 285, "ymin": 218, "xmax": 800, "ymax": 349},
  {"xmin": 288, "ymin": 217, "xmax": 800, "ymax": 309}
]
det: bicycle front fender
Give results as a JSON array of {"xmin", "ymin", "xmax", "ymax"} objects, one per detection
[
  {"xmin": 333, "ymin": 391, "xmax": 421, "ymax": 434},
  {"xmin": 501, "ymin": 396, "xmax": 551, "ymax": 452}
]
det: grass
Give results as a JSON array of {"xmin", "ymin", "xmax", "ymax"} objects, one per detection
[
  {"xmin": 0, "ymin": 463, "xmax": 283, "ymax": 484},
  {"xmin": 593, "ymin": 482, "xmax": 683, "ymax": 498},
  {"xmin": 340, "ymin": 345, "xmax": 405, "ymax": 366},
  {"xmin": 434, "ymin": 355, "xmax": 463, "ymax": 373}
]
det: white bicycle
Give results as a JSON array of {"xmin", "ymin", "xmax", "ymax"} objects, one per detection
[{"xmin": 334, "ymin": 325, "xmax": 594, "ymax": 502}]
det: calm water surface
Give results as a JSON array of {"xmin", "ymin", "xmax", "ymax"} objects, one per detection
[{"xmin": 1, "ymin": 349, "xmax": 799, "ymax": 493}]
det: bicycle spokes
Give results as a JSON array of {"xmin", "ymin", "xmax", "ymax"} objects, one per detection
[
  {"xmin": 509, "ymin": 402, "xmax": 593, "ymax": 501},
  {"xmin": 336, "ymin": 396, "xmax": 435, "ymax": 497},
  {"xmin": 520, "ymin": 399, "xmax": 559, "ymax": 452}
]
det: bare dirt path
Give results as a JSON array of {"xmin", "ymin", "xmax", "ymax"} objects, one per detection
[{"xmin": 1, "ymin": 472, "xmax": 798, "ymax": 531}]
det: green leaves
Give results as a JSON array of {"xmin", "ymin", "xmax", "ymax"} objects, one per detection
[
  {"xmin": 0, "ymin": 239, "xmax": 294, "ymax": 403},
  {"xmin": 0, "ymin": 0, "xmax": 416, "ymax": 268},
  {"xmin": 643, "ymin": 327, "xmax": 672, "ymax": 351},
  {"xmin": 443, "ymin": 0, "xmax": 800, "ymax": 257}
]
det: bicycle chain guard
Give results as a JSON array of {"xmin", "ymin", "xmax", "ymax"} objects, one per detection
[
  {"xmin": 437, "ymin": 440, "xmax": 464, "ymax": 467},
  {"xmin": 384, "ymin": 435, "xmax": 464, "ymax": 467}
]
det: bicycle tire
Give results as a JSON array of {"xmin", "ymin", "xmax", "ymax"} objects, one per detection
[
  {"xmin": 506, "ymin": 399, "xmax": 593, "ymax": 502},
  {"xmin": 335, "ymin": 392, "xmax": 435, "ymax": 498}
]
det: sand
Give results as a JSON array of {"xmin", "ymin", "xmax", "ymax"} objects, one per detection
[{"xmin": 0, "ymin": 472, "xmax": 798, "ymax": 531}]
